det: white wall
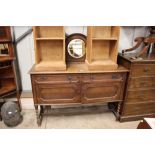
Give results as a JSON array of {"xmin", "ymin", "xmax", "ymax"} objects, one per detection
[
  {"xmin": 13, "ymin": 26, "xmax": 149, "ymax": 91},
  {"xmin": 13, "ymin": 26, "xmax": 34, "ymax": 91}
]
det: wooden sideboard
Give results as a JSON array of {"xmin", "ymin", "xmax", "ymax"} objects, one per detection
[
  {"xmin": 30, "ymin": 64, "xmax": 128, "ymax": 125},
  {"xmin": 117, "ymin": 53, "xmax": 155, "ymax": 122}
]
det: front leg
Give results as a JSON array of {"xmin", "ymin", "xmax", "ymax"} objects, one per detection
[{"xmin": 34, "ymin": 105, "xmax": 42, "ymax": 126}]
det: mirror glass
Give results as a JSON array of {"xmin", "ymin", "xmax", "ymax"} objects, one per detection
[
  {"xmin": 0, "ymin": 44, "xmax": 9, "ymax": 56},
  {"xmin": 67, "ymin": 39, "xmax": 86, "ymax": 59}
]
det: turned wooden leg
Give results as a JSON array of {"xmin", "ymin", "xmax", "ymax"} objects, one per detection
[
  {"xmin": 35, "ymin": 105, "xmax": 42, "ymax": 126},
  {"xmin": 117, "ymin": 102, "xmax": 121, "ymax": 114},
  {"xmin": 0, "ymin": 113, "xmax": 2, "ymax": 121},
  {"xmin": 40, "ymin": 105, "xmax": 44, "ymax": 114},
  {"xmin": 116, "ymin": 102, "xmax": 122, "ymax": 121}
]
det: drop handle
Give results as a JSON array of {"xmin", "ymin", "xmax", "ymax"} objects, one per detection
[
  {"xmin": 40, "ymin": 76, "xmax": 46, "ymax": 80},
  {"xmin": 68, "ymin": 76, "xmax": 72, "ymax": 82},
  {"xmin": 90, "ymin": 75, "xmax": 94, "ymax": 80},
  {"xmin": 143, "ymin": 68, "xmax": 150, "ymax": 72},
  {"xmin": 112, "ymin": 75, "xmax": 118, "ymax": 79}
]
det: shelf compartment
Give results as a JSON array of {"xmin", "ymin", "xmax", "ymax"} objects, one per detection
[
  {"xmin": 92, "ymin": 40, "xmax": 110, "ymax": 61},
  {"xmin": 0, "ymin": 78, "xmax": 16, "ymax": 96},
  {"xmin": 33, "ymin": 26, "xmax": 66, "ymax": 71},
  {"xmin": 92, "ymin": 40, "xmax": 118, "ymax": 62},
  {"xmin": 35, "ymin": 26, "xmax": 64, "ymax": 38},
  {"xmin": 86, "ymin": 26, "xmax": 120, "ymax": 70},
  {"xmin": 92, "ymin": 26, "xmax": 119, "ymax": 39},
  {"xmin": 37, "ymin": 40, "xmax": 64, "ymax": 62}
]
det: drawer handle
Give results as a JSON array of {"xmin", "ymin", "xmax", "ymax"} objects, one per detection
[
  {"xmin": 40, "ymin": 76, "xmax": 47, "ymax": 80},
  {"xmin": 143, "ymin": 68, "xmax": 150, "ymax": 72},
  {"xmin": 90, "ymin": 75, "xmax": 94, "ymax": 80},
  {"xmin": 112, "ymin": 75, "xmax": 118, "ymax": 79},
  {"xmin": 68, "ymin": 75, "xmax": 72, "ymax": 81}
]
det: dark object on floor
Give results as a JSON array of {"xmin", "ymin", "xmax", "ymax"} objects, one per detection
[
  {"xmin": 137, "ymin": 121, "xmax": 151, "ymax": 129},
  {"xmin": 1, "ymin": 101, "xmax": 23, "ymax": 127}
]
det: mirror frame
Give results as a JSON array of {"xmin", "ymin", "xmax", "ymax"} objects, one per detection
[{"xmin": 66, "ymin": 33, "xmax": 86, "ymax": 62}]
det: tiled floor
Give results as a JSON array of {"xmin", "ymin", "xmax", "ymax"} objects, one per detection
[{"xmin": 0, "ymin": 110, "xmax": 140, "ymax": 129}]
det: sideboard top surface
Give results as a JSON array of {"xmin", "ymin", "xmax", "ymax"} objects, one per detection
[
  {"xmin": 29, "ymin": 63, "xmax": 128, "ymax": 74},
  {"xmin": 119, "ymin": 53, "xmax": 155, "ymax": 63}
]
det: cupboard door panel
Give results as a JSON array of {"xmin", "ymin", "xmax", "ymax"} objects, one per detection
[
  {"xmin": 35, "ymin": 83, "xmax": 81, "ymax": 104},
  {"xmin": 82, "ymin": 81, "xmax": 124, "ymax": 104}
]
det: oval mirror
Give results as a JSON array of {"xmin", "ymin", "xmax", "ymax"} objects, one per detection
[{"xmin": 66, "ymin": 34, "xmax": 86, "ymax": 59}]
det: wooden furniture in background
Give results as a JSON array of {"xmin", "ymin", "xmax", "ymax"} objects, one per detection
[
  {"xmin": 33, "ymin": 26, "xmax": 66, "ymax": 71},
  {"xmin": 86, "ymin": 26, "xmax": 120, "ymax": 70},
  {"xmin": 117, "ymin": 53, "xmax": 155, "ymax": 122},
  {"xmin": 0, "ymin": 27, "xmax": 21, "ymax": 120},
  {"xmin": 113, "ymin": 27, "xmax": 155, "ymax": 122}
]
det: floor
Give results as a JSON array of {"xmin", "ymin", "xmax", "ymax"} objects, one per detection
[{"xmin": 0, "ymin": 110, "xmax": 140, "ymax": 129}]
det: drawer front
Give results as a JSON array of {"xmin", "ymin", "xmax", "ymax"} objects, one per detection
[
  {"xmin": 82, "ymin": 81, "xmax": 124, "ymax": 104},
  {"xmin": 35, "ymin": 83, "xmax": 80, "ymax": 104},
  {"xmin": 126, "ymin": 89, "xmax": 155, "ymax": 103},
  {"xmin": 123, "ymin": 102, "xmax": 155, "ymax": 116},
  {"xmin": 131, "ymin": 64, "xmax": 155, "ymax": 77},
  {"xmin": 82, "ymin": 73, "xmax": 125, "ymax": 82},
  {"xmin": 33, "ymin": 74, "xmax": 80, "ymax": 84},
  {"xmin": 128, "ymin": 76, "xmax": 155, "ymax": 90}
]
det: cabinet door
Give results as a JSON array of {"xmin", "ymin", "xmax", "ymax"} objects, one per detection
[
  {"xmin": 81, "ymin": 73, "xmax": 125, "ymax": 104},
  {"xmin": 32, "ymin": 74, "xmax": 81, "ymax": 104}
]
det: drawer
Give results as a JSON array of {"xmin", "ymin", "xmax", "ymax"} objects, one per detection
[
  {"xmin": 131, "ymin": 64, "xmax": 155, "ymax": 77},
  {"xmin": 35, "ymin": 83, "xmax": 81, "ymax": 104},
  {"xmin": 126, "ymin": 89, "xmax": 155, "ymax": 103},
  {"xmin": 33, "ymin": 74, "xmax": 80, "ymax": 84},
  {"xmin": 82, "ymin": 80, "xmax": 124, "ymax": 103},
  {"xmin": 82, "ymin": 73, "xmax": 124, "ymax": 82},
  {"xmin": 123, "ymin": 102, "xmax": 155, "ymax": 116},
  {"xmin": 128, "ymin": 76, "xmax": 155, "ymax": 90}
]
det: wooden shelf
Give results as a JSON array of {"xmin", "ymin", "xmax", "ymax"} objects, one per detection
[
  {"xmin": 0, "ymin": 65, "xmax": 11, "ymax": 70},
  {"xmin": 87, "ymin": 60, "xmax": 118, "ymax": 70},
  {"xmin": 35, "ymin": 61, "xmax": 66, "ymax": 71},
  {"xmin": 0, "ymin": 39, "xmax": 12, "ymax": 43},
  {"xmin": 35, "ymin": 26, "xmax": 64, "ymax": 38},
  {"xmin": 0, "ymin": 57, "xmax": 14, "ymax": 62},
  {"xmin": 0, "ymin": 75, "xmax": 14, "ymax": 79},
  {"xmin": 36, "ymin": 38, "xmax": 64, "ymax": 41},
  {"xmin": 92, "ymin": 38, "xmax": 118, "ymax": 40}
]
